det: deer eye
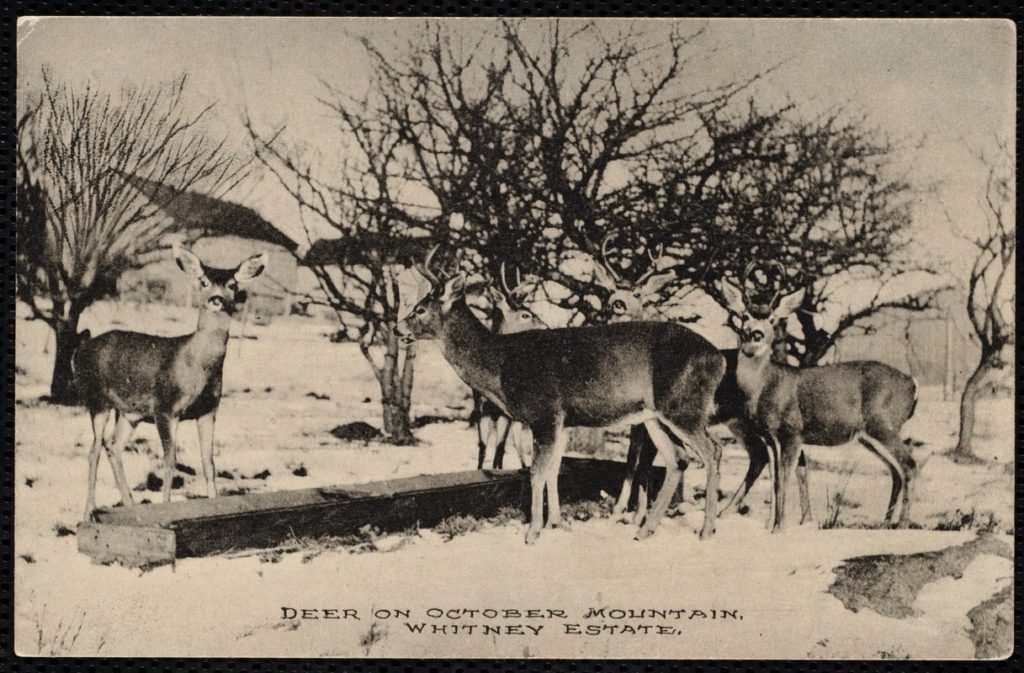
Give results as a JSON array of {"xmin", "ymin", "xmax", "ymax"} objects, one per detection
[
  {"xmin": 414, "ymin": 305, "xmax": 427, "ymax": 316},
  {"xmin": 520, "ymin": 311, "xmax": 532, "ymax": 320},
  {"xmin": 750, "ymin": 331, "xmax": 764, "ymax": 342}
]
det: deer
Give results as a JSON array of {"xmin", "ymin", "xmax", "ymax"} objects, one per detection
[
  {"xmin": 719, "ymin": 265, "xmax": 920, "ymax": 531},
  {"xmin": 593, "ymin": 238, "xmax": 777, "ymax": 527},
  {"xmin": 74, "ymin": 244, "xmax": 268, "ymax": 522},
  {"xmin": 396, "ymin": 246, "xmax": 727, "ymax": 544},
  {"xmin": 471, "ymin": 263, "xmax": 548, "ymax": 469}
]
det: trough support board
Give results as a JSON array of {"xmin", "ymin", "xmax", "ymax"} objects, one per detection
[
  {"xmin": 76, "ymin": 457, "xmax": 648, "ymax": 565},
  {"xmin": 77, "ymin": 523, "xmax": 177, "ymax": 567}
]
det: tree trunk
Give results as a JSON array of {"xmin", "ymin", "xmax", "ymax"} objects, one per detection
[
  {"xmin": 952, "ymin": 351, "xmax": 994, "ymax": 461},
  {"xmin": 379, "ymin": 331, "xmax": 416, "ymax": 445},
  {"xmin": 49, "ymin": 310, "xmax": 84, "ymax": 404}
]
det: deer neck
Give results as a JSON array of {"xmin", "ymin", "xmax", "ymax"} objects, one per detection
[
  {"xmin": 186, "ymin": 308, "xmax": 232, "ymax": 367},
  {"xmin": 439, "ymin": 298, "xmax": 508, "ymax": 410},
  {"xmin": 735, "ymin": 348, "xmax": 774, "ymax": 414}
]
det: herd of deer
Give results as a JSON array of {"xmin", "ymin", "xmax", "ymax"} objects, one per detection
[{"xmin": 74, "ymin": 238, "xmax": 920, "ymax": 548}]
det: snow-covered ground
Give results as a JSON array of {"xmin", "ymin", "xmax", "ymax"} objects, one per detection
[{"xmin": 14, "ymin": 302, "xmax": 1015, "ymax": 658}]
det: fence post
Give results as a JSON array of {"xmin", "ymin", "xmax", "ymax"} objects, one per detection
[{"xmin": 944, "ymin": 315, "xmax": 954, "ymax": 401}]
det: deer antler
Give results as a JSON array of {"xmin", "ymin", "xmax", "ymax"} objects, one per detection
[
  {"xmin": 417, "ymin": 243, "xmax": 442, "ymax": 286},
  {"xmin": 634, "ymin": 240, "xmax": 665, "ymax": 286},
  {"xmin": 741, "ymin": 259, "xmax": 786, "ymax": 315},
  {"xmin": 600, "ymin": 232, "xmax": 623, "ymax": 284},
  {"xmin": 500, "ymin": 261, "xmax": 532, "ymax": 308}
]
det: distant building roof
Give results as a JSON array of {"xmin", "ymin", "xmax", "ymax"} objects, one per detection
[{"xmin": 121, "ymin": 172, "xmax": 300, "ymax": 252}]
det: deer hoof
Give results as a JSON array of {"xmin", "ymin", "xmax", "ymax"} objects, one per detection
[
  {"xmin": 634, "ymin": 526, "xmax": 655, "ymax": 542},
  {"xmin": 524, "ymin": 527, "xmax": 541, "ymax": 545},
  {"xmin": 699, "ymin": 527, "xmax": 715, "ymax": 541}
]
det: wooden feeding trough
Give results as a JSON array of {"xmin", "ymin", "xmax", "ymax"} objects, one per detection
[{"xmin": 77, "ymin": 457, "xmax": 656, "ymax": 567}]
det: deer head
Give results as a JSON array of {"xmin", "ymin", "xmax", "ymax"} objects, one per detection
[
  {"xmin": 593, "ymin": 232, "xmax": 676, "ymax": 320},
  {"xmin": 173, "ymin": 243, "xmax": 268, "ymax": 317},
  {"xmin": 721, "ymin": 261, "xmax": 805, "ymax": 358},
  {"xmin": 396, "ymin": 244, "xmax": 468, "ymax": 344},
  {"xmin": 483, "ymin": 261, "xmax": 548, "ymax": 333}
]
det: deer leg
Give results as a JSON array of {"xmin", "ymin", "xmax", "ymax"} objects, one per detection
[
  {"xmin": 633, "ymin": 434, "xmax": 658, "ymax": 524},
  {"xmin": 524, "ymin": 417, "xmax": 562, "ymax": 544},
  {"xmin": 156, "ymin": 414, "xmax": 179, "ymax": 503},
  {"xmin": 512, "ymin": 423, "xmax": 532, "ymax": 469},
  {"xmin": 721, "ymin": 421, "xmax": 769, "ymax": 515},
  {"xmin": 635, "ymin": 419, "xmax": 685, "ymax": 540},
  {"xmin": 796, "ymin": 451, "xmax": 812, "ymax": 525},
  {"xmin": 105, "ymin": 412, "xmax": 137, "ymax": 507},
  {"xmin": 895, "ymin": 449, "xmax": 917, "ymax": 528},
  {"xmin": 613, "ymin": 425, "xmax": 645, "ymax": 517},
  {"xmin": 761, "ymin": 432, "xmax": 779, "ymax": 530},
  {"xmin": 491, "ymin": 415, "xmax": 512, "ymax": 470},
  {"xmin": 773, "ymin": 436, "xmax": 801, "ymax": 532},
  {"xmin": 857, "ymin": 433, "xmax": 905, "ymax": 527},
  {"xmin": 196, "ymin": 411, "xmax": 218, "ymax": 498},
  {"xmin": 676, "ymin": 428, "xmax": 722, "ymax": 540},
  {"xmin": 83, "ymin": 409, "xmax": 111, "ymax": 522},
  {"xmin": 543, "ymin": 423, "xmax": 569, "ymax": 529},
  {"xmin": 476, "ymin": 421, "xmax": 488, "ymax": 471}
]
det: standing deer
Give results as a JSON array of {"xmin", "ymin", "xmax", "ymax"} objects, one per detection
[
  {"xmin": 396, "ymin": 246, "xmax": 727, "ymax": 544},
  {"xmin": 720, "ymin": 270, "xmax": 919, "ymax": 530},
  {"xmin": 595, "ymin": 239, "xmax": 777, "ymax": 526},
  {"xmin": 74, "ymin": 244, "xmax": 268, "ymax": 521},
  {"xmin": 472, "ymin": 263, "xmax": 548, "ymax": 469}
]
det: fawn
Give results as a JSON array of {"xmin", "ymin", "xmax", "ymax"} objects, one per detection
[{"xmin": 74, "ymin": 244, "xmax": 268, "ymax": 521}]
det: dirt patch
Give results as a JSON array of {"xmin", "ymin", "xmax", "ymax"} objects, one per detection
[
  {"xmin": 330, "ymin": 422, "xmax": 382, "ymax": 441},
  {"xmin": 967, "ymin": 584, "xmax": 1013, "ymax": 659},
  {"xmin": 828, "ymin": 534, "xmax": 1011, "ymax": 619}
]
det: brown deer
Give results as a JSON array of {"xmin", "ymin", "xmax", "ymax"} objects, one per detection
[
  {"xmin": 74, "ymin": 244, "xmax": 268, "ymax": 521},
  {"xmin": 595, "ymin": 240, "xmax": 776, "ymax": 526},
  {"xmin": 720, "ymin": 274, "xmax": 920, "ymax": 530},
  {"xmin": 396, "ymin": 246, "xmax": 727, "ymax": 544},
  {"xmin": 471, "ymin": 263, "xmax": 548, "ymax": 469}
]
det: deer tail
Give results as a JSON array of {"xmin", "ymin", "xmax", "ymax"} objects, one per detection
[{"xmin": 908, "ymin": 376, "xmax": 919, "ymax": 419}]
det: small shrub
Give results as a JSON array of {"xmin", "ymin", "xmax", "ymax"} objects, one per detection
[
  {"xmin": 434, "ymin": 515, "xmax": 483, "ymax": 541},
  {"xmin": 821, "ymin": 460, "xmax": 858, "ymax": 530},
  {"xmin": 935, "ymin": 509, "xmax": 1005, "ymax": 534}
]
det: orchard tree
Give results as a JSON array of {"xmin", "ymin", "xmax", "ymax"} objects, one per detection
[
  {"xmin": 950, "ymin": 139, "xmax": 1015, "ymax": 462},
  {"xmin": 16, "ymin": 69, "xmax": 251, "ymax": 402},
  {"xmin": 245, "ymin": 93, "xmax": 448, "ymax": 444}
]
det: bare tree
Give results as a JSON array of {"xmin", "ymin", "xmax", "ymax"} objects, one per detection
[
  {"xmin": 650, "ymin": 105, "xmax": 946, "ymax": 364},
  {"xmin": 363, "ymin": 20, "xmax": 764, "ymax": 325},
  {"xmin": 16, "ymin": 69, "xmax": 251, "ymax": 402},
  {"xmin": 244, "ymin": 91, "xmax": 440, "ymax": 444},
  {"xmin": 950, "ymin": 138, "xmax": 1015, "ymax": 462}
]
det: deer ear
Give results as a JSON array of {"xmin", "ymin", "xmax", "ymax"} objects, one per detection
[
  {"xmin": 173, "ymin": 244, "xmax": 206, "ymax": 280},
  {"xmin": 720, "ymin": 280, "xmax": 747, "ymax": 315},
  {"xmin": 441, "ymin": 272, "xmax": 466, "ymax": 302},
  {"xmin": 483, "ymin": 284, "xmax": 505, "ymax": 306},
  {"xmin": 638, "ymin": 270, "xmax": 676, "ymax": 297},
  {"xmin": 591, "ymin": 261, "xmax": 618, "ymax": 292},
  {"xmin": 774, "ymin": 287, "xmax": 806, "ymax": 319},
  {"xmin": 234, "ymin": 252, "xmax": 269, "ymax": 284}
]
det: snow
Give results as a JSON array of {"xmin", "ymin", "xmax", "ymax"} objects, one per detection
[{"xmin": 14, "ymin": 302, "xmax": 1014, "ymax": 658}]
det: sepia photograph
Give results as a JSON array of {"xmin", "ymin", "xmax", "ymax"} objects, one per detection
[{"xmin": 14, "ymin": 16, "xmax": 1015, "ymax": 659}]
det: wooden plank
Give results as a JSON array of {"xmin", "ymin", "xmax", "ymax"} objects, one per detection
[
  {"xmin": 76, "ymin": 523, "xmax": 177, "ymax": 567},
  {"xmin": 84, "ymin": 457, "xmax": 641, "ymax": 563}
]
